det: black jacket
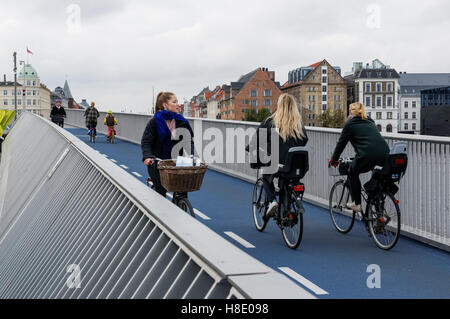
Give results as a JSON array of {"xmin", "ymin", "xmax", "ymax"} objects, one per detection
[
  {"xmin": 332, "ymin": 116, "xmax": 389, "ymax": 165},
  {"xmin": 50, "ymin": 106, "xmax": 66, "ymax": 117},
  {"xmin": 248, "ymin": 117, "xmax": 308, "ymax": 166},
  {"xmin": 141, "ymin": 117, "xmax": 194, "ymax": 161}
]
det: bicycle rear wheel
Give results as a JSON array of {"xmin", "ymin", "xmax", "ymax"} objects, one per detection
[
  {"xmin": 281, "ymin": 192, "xmax": 304, "ymax": 249},
  {"xmin": 366, "ymin": 192, "xmax": 401, "ymax": 250},
  {"xmin": 329, "ymin": 180, "xmax": 355, "ymax": 234},
  {"xmin": 176, "ymin": 197, "xmax": 195, "ymax": 218},
  {"xmin": 252, "ymin": 178, "xmax": 268, "ymax": 232}
]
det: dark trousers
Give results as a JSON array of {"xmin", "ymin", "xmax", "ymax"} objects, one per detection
[
  {"xmin": 87, "ymin": 124, "xmax": 97, "ymax": 136},
  {"xmin": 262, "ymin": 174, "xmax": 277, "ymax": 202},
  {"xmin": 348, "ymin": 158, "xmax": 377, "ymax": 205},
  {"xmin": 147, "ymin": 163, "xmax": 167, "ymax": 197}
]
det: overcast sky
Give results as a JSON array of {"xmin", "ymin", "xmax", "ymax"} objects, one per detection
[{"xmin": 1, "ymin": 0, "xmax": 449, "ymax": 113}]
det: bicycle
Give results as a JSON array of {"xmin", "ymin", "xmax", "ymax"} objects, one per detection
[
  {"xmin": 328, "ymin": 142, "xmax": 408, "ymax": 250},
  {"xmin": 88, "ymin": 126, "xmax": 96, "ymax": 143},
  {"xmin": 107, "ymin": 127, "xmax": 116, "ymax": 144},
  {"xmin": 146, "ymin": 157, "xmax": 205, "ymax": 218},
  {"xmin": 251, "ymin": 147, "xmax": 309, "ymax": 249}
]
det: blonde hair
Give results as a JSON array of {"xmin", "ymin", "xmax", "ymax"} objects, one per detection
[
  {"xmin": 349, "ymin": 102, "xmax": 367, "ymax": 120},
  {"xmin": 270, "ymin": 93, "xmax": 305, "ymax": 141}
]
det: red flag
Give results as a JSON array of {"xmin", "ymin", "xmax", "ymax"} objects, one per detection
[{"xmin": 27, "ymin": 47, "xmax": 33, "ymax": 54}]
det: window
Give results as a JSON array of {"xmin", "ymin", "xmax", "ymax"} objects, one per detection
[
  {"xmin": 377, "ymin": 124, "xmax": 382, "ymax": 132},
  {"xmin": 376, "ymin": 83, "xmax": 382, "ymax": 92},
  {"xmin": 404, "ymin": 112, "xmax": 408, "ymax": 119},
  {"xmin": 376, "ymin": 96, "xmax": 382, "ymax": 107},
  {"xmin": 365, "ymin": 96, "xmax": 371, "ymax": 107},
  {"xmin": 264, "ymin": 89, "xmax": 272, "ymax": 97},
  {"xmin": 32, "ymin": 99, "xmax": 36, "ymax": 106},
  {"xmin": 264, "ymin": 99, "xmax": 271, "ymax": 106},
  {"xmin": 412, "ymin": 112, "xmax": 416, "ymax": 119},
  {"xmin": 412, "ymin": 123, "xmax": 417, "ymax": 130},
  {"xmin": 387, "ymin": 96, "xmax": 393, "ymax": 107},
  {"xmin": 376, "ymin": 112, "xmax": 382, "ymax": 120},
  {"xmin": 387, "ymin": 83, "xmax": 393, "ymax": 92},
  {"xmin": 250, "ymin": 90, "xmax": 257, "ymax": 97},
  {"xmin": 404, "ymin": 123, "xmax": 409, "ymax": 130},
  {"xmin": 365, "ymin": 83, "xmax": 371, "ymax": 92},
  {"xmin": 387, "ymin": 112, "xmax": 393, "ymax": 119},
  {"xmin": 250, "ymin": 100, "xmax": 258, "ymax": 107},
  {"xmin": 386, "ymin": 124, "xmax": 393, "ymax": 133},
  {"xmin": 368, "ymin": 112, "xmax": 371, "ymax": 118},
  {"xmin": 404, "ymin": 101, "xmax": 409, "ymax": 108},
  {"xmin": 322, "ymin": 95, "xmax": 327, "ymax": 102},
  {"xmin": 3, "ymin": 90, "xmax": 7, "ymax": 96},
  {"xmin": 3, "ymin": 100, "xmax": 7, "ymax": 106},
  {"xmin": 322, "ymin": 68, "xmax": 327, "ymax": 74},
  {"xmin": 412, "ymin": 101, "xmax": 417, "ymax": 108},
  {"xmin": 322, "ymin": 85, "xmax": 327, "ymax": 92},
  {"xmin": 322, "ymin": 76, "xmax": 327, "ymax": 83},
  {"xmin": 27, "ymin": 80, "xmax": 31, "ymax": 86},
  {"xmin": 33, "ymin": 90, "xmax": 36, "ymax": 96},
  {"xmin": 18, "ymin": 99, "xmax": 21, "ymax": 106},
  {"xmin": 27, "ymin": 90, "xmax": 31, "ymax": 96},
  {"xmin": 27, "ymin": 99, "xmax": 31, "ymax": 105},
  {"xmin": 32, "ymin": 81, "xmax": 36, "ymax": 86},
  {"xmin": 322, "ymin": 104, "xmax": 327, "ymax": 111}
]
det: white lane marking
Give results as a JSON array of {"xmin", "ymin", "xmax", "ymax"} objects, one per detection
[
  {"xmin": 110, "ymin": 159, "xmax": 117, "ymax": 163},
  {"xmin": 132, "ymin": 172, "xmax": 143, "ymax": 178},
  {"xmin": 120, "ymin": 164, "xmax": 129, "ymax": 169},
  {"xmin": 224, "ymin": 232, "xmax": 255, "ymax": 249},
  {"xmin": 278, "ymin": 267, "xmax": 329, "ymax": 296},
  {"xmin": 193, "ymin": 209, "xmax": 211, "ymax": 220}
]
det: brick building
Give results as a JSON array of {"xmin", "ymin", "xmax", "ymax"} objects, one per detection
[
  {"xmin": 219, "ymin": 68, "xmax": 282, "ymax": 121},
  {"xmin": 282, "ymin": 59, "xmax": 347, "ymax": 127}
]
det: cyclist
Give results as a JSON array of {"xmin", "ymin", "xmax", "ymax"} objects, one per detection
[
  {"xmin": 254, "ymin": 93, "xmax": 308, "ymax": 217},
  {"xmin": 50, "ymin": 99, "xmax": 66, "ymax": 127},
  {"xmin": 141, "ymin": 92, "xmax": 194, "ymax": 197},
  {"xmin": 104, "ymin": 110, "xmax": 118, "ymax": 141},
  {"xmin": 329, "ymin": 102, "xmax": 390, "ymax": 213},
  {"xmin": 84, "ymin": 102, "xmax": 100, "ymax": 136}
]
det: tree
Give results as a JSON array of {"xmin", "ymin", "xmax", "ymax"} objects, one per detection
[
  {"xmin": 318, "ymin": 109, "xmax": 345, "ymax": 128},
  {"xmin": 256, "ymin": 108, "xmax": 272, "ymax": 122},
  {"xmin": 243, "ymin": 109, "xmax": 258, "ymax": 122}
]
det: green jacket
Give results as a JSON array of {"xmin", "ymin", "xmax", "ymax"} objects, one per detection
[{"xmin": 332, "ymin": 116, "xmax": 389, "ymax": 165}]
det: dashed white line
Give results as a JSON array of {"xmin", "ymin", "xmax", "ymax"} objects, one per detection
[
  {"xmin": 120, "ymin": 164, "xmax": 129, "ymax": 169},
  {"xmin": 278, "ymin": 267, "xmax": 329, "ymax": 296},
  {"xmin": 110, "ymin": 159, "xmax": 117, "ymax": 163},
  {"xmin": 224, "ymin": 232, "xmax": 255, "ymax": 248},
  {"xmin": 194, "ymin": 209, "xmax": 211, "ymax": 220},
  {"xmin": 132, "ymin": 172, "xmax": 143, "ymax": 178}
]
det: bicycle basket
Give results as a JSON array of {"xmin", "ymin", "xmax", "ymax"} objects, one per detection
[
  {"xmin": 338, "ymin": 161, "xmax": 351, "ymax": 175},
  {"xmin": 158, "ymin": 159, "xmax": 208, "ymax": 193}
]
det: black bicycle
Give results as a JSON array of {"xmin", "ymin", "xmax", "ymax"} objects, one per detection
[
  {"xmin": 328, "ymin": 143, "xmax": 408, "ymax": 250},
  {"xmin": 252, "ymin": 147, "xmax": 309, "ymax": 249}
]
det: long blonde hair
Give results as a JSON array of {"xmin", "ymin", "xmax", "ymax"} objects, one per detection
[
  {"xmin": 349, "ymin": 102, "xmax": 367, "ymax": 120},
  {"xmin": 270, "ymin": 93, "xmax": 305, "ymax": 141}
]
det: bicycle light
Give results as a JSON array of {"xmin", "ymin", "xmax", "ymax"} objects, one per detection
[{"xmin": 293, "ymin": 185, "xmax": 304, "ymax": 192}]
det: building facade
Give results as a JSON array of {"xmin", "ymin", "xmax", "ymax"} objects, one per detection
[
  {"xmin": 219, "ymin": 67, "xmax": 282, "ymax": 121},
  {"xmin": 398, "ymin": 73, "xmax": 450, "ymax": 134},
  {"xmin": 1, "ymin": 64, "xmax": 51, "ymax": 118},
  {"xmin": 282, "ymin": 60, "xmax": 347, "ymax": 127},
  {"xmin": 420, "ymin": 86, "xmax": 450, "ymax": 137},
  {"xmin": 354, "ymin": 67, "xmax": 400, "ymax": 133}
]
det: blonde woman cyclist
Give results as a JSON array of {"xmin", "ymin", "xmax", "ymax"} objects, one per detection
[
  {"xmin": 259, "ymin": 93, "xmax": 309, "ymax": 217},
  {"xmin": 329, "ymin": 102, "xmax": 390, "ymax": 213}
]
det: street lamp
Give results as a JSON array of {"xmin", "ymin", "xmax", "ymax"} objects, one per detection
[{"xmin": 19, "ymin": 60, "xmax": 26, "ymax": 113}]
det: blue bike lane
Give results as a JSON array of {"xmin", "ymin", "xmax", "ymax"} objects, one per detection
[{"xmin": 66, "ymin": 126, "xmax": 450, "ymax": 299}]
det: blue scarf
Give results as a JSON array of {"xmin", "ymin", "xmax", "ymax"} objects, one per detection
[{"xmin": 154, "ymin": 110, "xmax": 194, "ymax": 158}]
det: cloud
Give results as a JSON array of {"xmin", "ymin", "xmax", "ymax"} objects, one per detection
[{"xmin": 0, "ymin": 0, "xmax": 449, "ymax": 113}]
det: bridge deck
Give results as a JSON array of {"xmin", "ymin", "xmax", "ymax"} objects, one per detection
[{"xmin": 66, "ymin": 127, "xmax": 450, "ymax": 298}]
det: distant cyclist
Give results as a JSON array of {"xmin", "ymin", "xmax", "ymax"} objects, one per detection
[
  {"xmin": 84, "ymin": 102, "xmax": 100, "ymax": 136},
  {"xmin": 104, "ymin": 110, "xmax": 118, "ymax": 141},
  {"xmin": 50, "ymin": 99, "xmax": 66, "ymax": 128},
  {"xmin": 329, "ymin": 102, "xmax": 390, "ymax": 213}
]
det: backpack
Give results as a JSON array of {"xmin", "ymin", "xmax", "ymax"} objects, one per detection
[{"xmin": 106, "ymin": 116, "xmax": 115, "ymax": 126}]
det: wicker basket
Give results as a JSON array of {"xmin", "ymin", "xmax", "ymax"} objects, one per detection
[{"xmin": 158, "ymin": 159, "xmax": 208, "ymax": 193}]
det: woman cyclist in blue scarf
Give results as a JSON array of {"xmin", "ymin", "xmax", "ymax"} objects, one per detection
[{"xmin": 141, "ymin": 92, "xmax": 194, "ymax": 197}]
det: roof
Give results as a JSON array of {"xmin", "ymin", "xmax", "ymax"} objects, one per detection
[
  {"xmin": 398, "ymin": 73, "xmax": 450, "ymax": 95},
  {"xmin": 308, "ymin": 61, "xmax": 322, "ymax": 68},
  {"xmin": 18, "ymin": 64, "xmax": 38, "ymax": 79},
  {"xmin": 63, "ymin": 80, "xmax": 74, "ymax": 99},
  {"xmin": 0, "ymin": 82, "xmax": 22, "ymax": 87},
  {"xmin": 237, "ymin": 69, "xmax": 259, "ymax": 84},
  {"xmin": 355, "ymin": 68, "xmax": 400, "ymax": 79}
]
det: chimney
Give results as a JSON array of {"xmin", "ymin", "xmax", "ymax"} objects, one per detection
[{"xmin": 3, "ymin": 74, "xmax": 6, "ymax": 84}]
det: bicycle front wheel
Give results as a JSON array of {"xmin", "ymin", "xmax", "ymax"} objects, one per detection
[
  {"xmin": 329, "ymin": 180, "xmax": 355, "ymax": 234},
  {"xmin": 281, "ymin": 192, "xmax": 304, "ymax": 249},
  {"xmin": 176, "ymin": 198, "xmax": 196, "ymax": 218},
  {"xmin": 366, "ymin": 192, "xmax": 401, "ymax": 250},
  {"xmin": 252, "ymin": 178, "xmax": 268, "ymax": 232}
]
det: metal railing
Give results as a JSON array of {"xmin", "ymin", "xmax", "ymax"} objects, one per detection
[
  {"xmin": 64, "ymin": 109, "xmax": 450, "ymax": 251},
  {"xmin": 0, "ymin": 113, "xmax": 314, "ymax": 299}
]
